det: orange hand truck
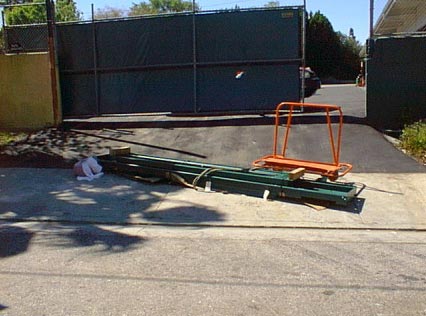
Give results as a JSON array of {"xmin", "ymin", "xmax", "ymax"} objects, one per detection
[{"xmin": 252, "ymin": 102, "xmax": 353, "ymax": 181}]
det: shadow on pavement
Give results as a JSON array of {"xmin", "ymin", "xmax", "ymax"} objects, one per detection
[
  {"xmin": 0, "ymin": 128, "xmax": 104, "ymax": 168},
  {"xmin": 73, "ymin": 130, "xmax": 207, "ymax": 159},
  {"xmin": 0, "ymin": 225, "xmax": 34, "ymax": 258},
  {"xmin": 55, "ymin": 225, "xmax": 147, "ymax": 253},
  {"xmin": 143, "ymin": 206, "xmax": 225, "ymax": 224},
  {"xmin": 332, "ymin": 197, "xmax": 366, "ymax": 214},
  {"xmin": 63, "ymin": 114, "xmax": 365, "ymax": 130},
  {"xmin": 0, "ymin": 168, "xmax": 225, "ymax": 255},
  {"xmin": 281, "ymin": 196, "xmax": 366, "ymax": 214}
]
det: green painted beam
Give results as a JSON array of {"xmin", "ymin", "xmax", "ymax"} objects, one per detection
[{"xmin": 98, "ymin": 153, "xmax": 357, "ymax": 206}]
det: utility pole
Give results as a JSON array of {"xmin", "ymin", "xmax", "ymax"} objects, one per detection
[
  {"xmin": 370, "ymin": 0, "xmax": 374, "ymax": 38},
  {"xmin": 301, "ymin": 0, "xmax": 306, "ymax": 104}
]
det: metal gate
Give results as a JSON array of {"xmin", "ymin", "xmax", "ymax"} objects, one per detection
[
  {"xmin": 58, "ymin": 7, "xmax": 302, "ymax": 117},
  {"xmin": 3, "ymin": 7, "xmax": 303, "ymax": 117}
]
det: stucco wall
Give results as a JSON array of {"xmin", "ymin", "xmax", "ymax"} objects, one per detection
[{"xmin": 0, "ymin": 52, "xmax": 57, "ymax": 130}]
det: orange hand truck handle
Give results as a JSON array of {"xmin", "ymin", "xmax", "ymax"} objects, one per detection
[{"xmin": 338, "ymin": 163, "xmax": 353, "ymax": 177}]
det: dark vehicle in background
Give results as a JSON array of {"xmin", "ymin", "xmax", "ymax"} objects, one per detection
[{"xmin": 301, "ymin": 67, "xmax": 321, "ymax": 98}]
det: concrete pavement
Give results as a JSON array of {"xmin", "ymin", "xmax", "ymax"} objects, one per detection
[
  {"xmin": 2, "ymin": 224, "xmax": 426, "ymax": 316},
  {"xmin": 0, "ymin": 165, "xmax": 425, "ymax": 230}
]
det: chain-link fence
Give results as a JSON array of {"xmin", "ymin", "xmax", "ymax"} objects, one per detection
[{"xmin": 1, "ymin": 2, "xmax": 48, "ymax": 53}]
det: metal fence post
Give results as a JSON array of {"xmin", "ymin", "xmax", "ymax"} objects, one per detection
[
  {"xmin": 1, "ymin": 10, "xmax": 7, "ymax": 51},
  {"xmin": 92, "ymin": 3, "xmax": 100, "ymax": 116},
  {"xmin": 192, "ymin": 0, "xmax": 198, "ymax": 113},
  {"xmin": 46, "ymin": 0, "xmax": 61, "ymax": 126},
  {"xmin": 301, "ymin": 2, "xmax": 306, "ymax": 106}
]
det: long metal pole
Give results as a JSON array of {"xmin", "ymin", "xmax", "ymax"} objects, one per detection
[
  {"xmin": 46, "ymin": 0, "xmax": 61, "ymax": 126},
  {"xmin": 1, "ymin": 10, "xmax": 7, "ymax": 50},
  {"xmin": 192, "ymin": 0, "xmax": 197, "ymax": 113},
  {"xmin": 301, "ymin": 0, "xmax": 306, "ymax": 104},
  {"xmin": 370, "ymin": 0, "xmax": 374, "ymax": 38},
  {"xmin": 91, "ymin": 3, "xmax": 100, "ymax": 116}
]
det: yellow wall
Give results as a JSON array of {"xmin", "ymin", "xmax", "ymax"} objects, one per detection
[{"xmin": 0, "ymin": 52, "xmax": 58, "ymax": 130}]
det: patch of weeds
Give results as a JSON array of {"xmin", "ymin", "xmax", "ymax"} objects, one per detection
[
  {"xmin": 0, "ymin": 132, "xmax": 27, "ymax": 147},
  {"xmin": 399, "ymin": 120, "xmax": 426, "ymax": 164}
]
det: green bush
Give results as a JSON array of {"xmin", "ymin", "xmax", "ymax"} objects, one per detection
[
  {"xmin": 0, "ymin": 132, "xmax": 26, "ymax": 147},
  {"xmin": 400, "ymin": 121, "xmax": 426, "ymax": 163}
]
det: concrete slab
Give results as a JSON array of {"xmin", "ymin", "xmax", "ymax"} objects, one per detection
[{"xmin": 1, "ymin": 167, "xmax": 425, "ymax": 230}]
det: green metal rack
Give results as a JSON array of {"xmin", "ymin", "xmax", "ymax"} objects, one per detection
[{"xmin": 98, "ymin": 150, "xmax": 357, "ymax": 206}]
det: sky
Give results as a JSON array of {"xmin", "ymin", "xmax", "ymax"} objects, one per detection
[{"xmin": 74, "ymin": 0, "xmax": 390, "ymax": 43}]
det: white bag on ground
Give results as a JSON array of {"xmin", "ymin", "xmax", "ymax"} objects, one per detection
[{"xmin": 73, "ymin": 157, "xmax": 104, "ymax": 181}]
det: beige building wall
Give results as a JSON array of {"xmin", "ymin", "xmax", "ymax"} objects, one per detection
[{"xmin": 0, "ymin": 52, "xmax": 58, "ymax": 130}]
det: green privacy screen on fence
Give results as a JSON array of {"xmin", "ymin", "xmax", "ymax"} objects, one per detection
[
  {"xmin": 56, "ymin": 7, "xmax": 302, "ymax": 116},
  {"xmin": 367, "ymin": 35, "xmax": 426, "ymax": 130}
]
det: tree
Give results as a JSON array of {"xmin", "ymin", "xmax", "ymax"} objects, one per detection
[
  {"xmin": 264, "ymin": 1, "xmax": 279, "ymax": 8},
  {"xmin": 336, "ymin": 31, "xmax": 363, "ymax": 80},
  {"xmin": 306, "ymin": 11, "xmax": 342, "ymax": 79},
  {"xmin": 5, "ymin": 0, "xmax": 46, "ymax": 25},
  {"xmin": 1, "ymin": 1, "xmax": 28, "ymax": 4},
  {"xmin": 55, "ymin": 0, "xmax": 81, "ymax": 22},
  {"xmin": 338, "ymin": 30, "xmax": 363, "ymax": 57},
  {"xmin": 128, "ymin": 2, "xmax": 156, "ymax": 15},
  {"xmin": 305, "ymin": 11, "xmax": 365, "ymax": 80},
  {"xmin": 5, "ymin": 0, "xmax": 81, "ymax": 25},
  {"xmin": 129, "ymin": 0, "xmax": 200, "ymax": 16},
  {"xmin": 94, "ymin": 6, "xmax": 125, "ymax": 20}
]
